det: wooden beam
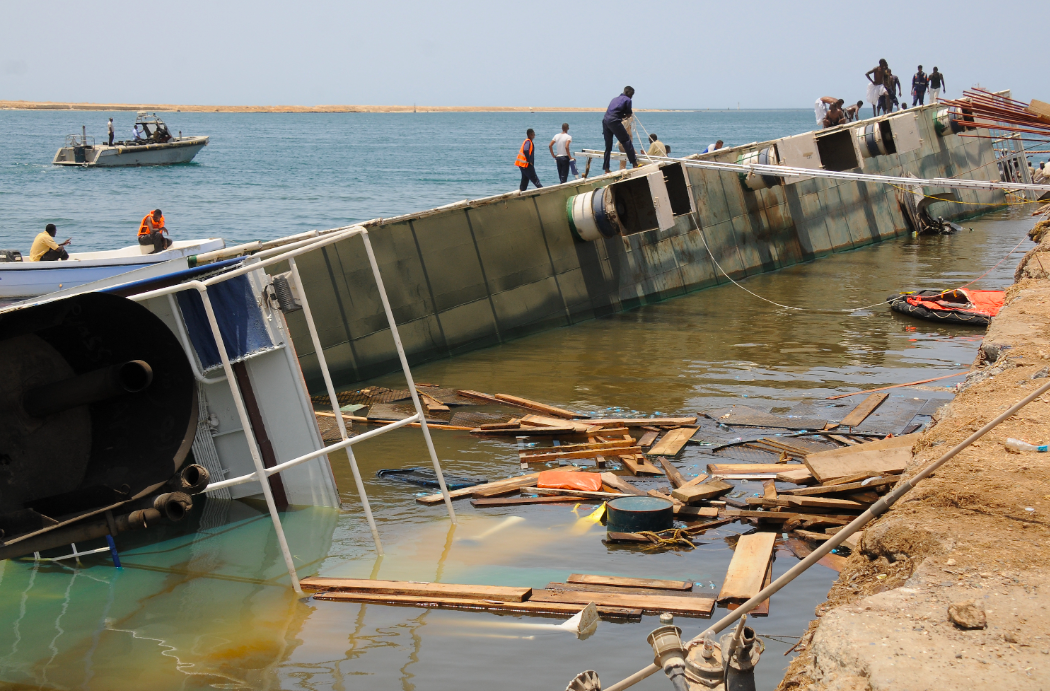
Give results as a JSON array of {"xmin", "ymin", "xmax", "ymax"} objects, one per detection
[
  {"xmin": 657, "ymin": 457, "xmax": 687, "ymax": 489},
  {"xmin": 415, "ymin": 471, "xmax": 542, "ymax": 505},
  {"xmin": 680, "ymin": 473, "xmax": 710, "ymax": 489},
  {"xmin": 803, "ymin": 435, "xmax": 917, "ymax": 483},
  {"xmin": 494, "ymin": 394, "xmax": 580, "ymax": 419},
  {"xmin": 576, "ymin": 417, "xmax": 698, "ymax": 427},
  {"xmin": 708, "ymin": 463, "xmax": 806, "ymax": 475},
  {"xmin": 530, "ymin": 487, "xmax": 623, "ymax": 500},
  {"xmin": 519, "ymin": 439, "xmax": 636, "ymax": 456},
  {"xmin": 675, "ymin": 505, "xmax": 720, "ymax": 518},
  {"xmin": 621, "ymin": 455, "xmax": 663, "ymax": 475},
  {"xmin": 637, "ymin": 430, "xmax": 660, "ymax": 448},
  {"xmin": 837, "ymin": 393, "xmax": 888, "ymax": 428},
  {"xmin": 566, "ymin": 574, "xmax": 692, "ymax": 591},
  {"xmin": 600, "ymin": 473, "xmax": 647, "ymax": 496},
  {"xmin": 647, "ymin": 427, "xmax": 698, "ymax": 457},
  {"xmin": 529, "ymin": 588, "xmax": 715, "ymax": 616},
  {"xmin": 717, "ymin": 532, "xmax": 776, "ymax": 602},
  {"xmin": 300, "ymin": 577, "xmax": 531, "ymax": 602},
  {"xmin": 519, "ymin": 446, "xmax": 642, "ymax": 464},
  {"xmin": 671, "ymin": 480, "xmax": 733, "ymax": 505},
  {"xmin": 783, "ymin": 496, "xmax": 866, "ymax": 510},
  {"xmin": 780, "ymin": 476, "xmax": 898, "ymax": 496},
  {"xmin": 312, "ymin": 591, "xmax": 642, "ymax": 620},
  {"xmin": 471, "ymin": 496, "xmax": 586, "ymax": 507},
  {"xmin": 775, "ymin": 468, "xmax": 815, "ymax": 484}
]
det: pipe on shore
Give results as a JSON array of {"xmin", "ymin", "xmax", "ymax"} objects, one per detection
[
  {"xmin": 22, "ymin": 360, "xmax": 153, "ymax": 418},
  {"xmin": 601, "ymin": 374, "xmax": 1050, "ymax": 691}
]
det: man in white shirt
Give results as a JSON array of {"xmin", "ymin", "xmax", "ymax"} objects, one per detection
[
  {"xmin": 549, "ymin": 123, "xmax": 575, "ymax": 184},
  {"xmin": 107, "ymin": 118, "xmax": 114, "ymax": 145}
]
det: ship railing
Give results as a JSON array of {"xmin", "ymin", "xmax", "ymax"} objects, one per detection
[
  {"xmin": 128, "ymin": 225, "xmax": 456, "ymax": 593},
  {"xmin": 65, "ymin": 133, "xmax": 95, "ymax": 148}
]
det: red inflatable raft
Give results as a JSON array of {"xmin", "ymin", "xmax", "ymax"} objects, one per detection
[{"xmin": 887, "ymin": 288, "xmax": 1005, "ymax": 326}]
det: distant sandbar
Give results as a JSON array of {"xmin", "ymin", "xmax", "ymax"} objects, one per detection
[{"xmin": 0, "ymin": 100, "xmax": 677, "ymax": 114}]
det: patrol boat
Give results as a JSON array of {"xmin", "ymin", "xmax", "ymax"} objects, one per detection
[{"xmin": 52, "ymin": 112, "xmax": 208, "ymax": 167}]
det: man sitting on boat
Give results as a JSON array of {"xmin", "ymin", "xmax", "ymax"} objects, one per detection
[
  {"xmin": 29, "ymin": 223, "xmax": 71, "ymax": 262},
  {"xmin": 138, "ymin": 209, "xmax": 173, "ymax": 253}
]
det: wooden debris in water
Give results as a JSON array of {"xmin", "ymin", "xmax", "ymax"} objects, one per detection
[
  {"xmin": 836, "ymin": 393, "xmax": 888, "ymax": 428},
  {"xmin": 717, "ymin": 532, "xmax": 777, "ymax": 604},
  {"xmin": 566, "ymin": 573, "xmax": 692, "ymax": 590},
  {"xmin": 647, "ymin": 427, "xmax": 698, "ymax": 458},
  {"xmin": 803, "ymin": 434, "xmax": 917, "ymax": 483}
]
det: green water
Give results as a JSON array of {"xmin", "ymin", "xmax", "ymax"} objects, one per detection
[{"xmin": 0, "ymin": 210, "xmax": 1032, "ymax": 690}]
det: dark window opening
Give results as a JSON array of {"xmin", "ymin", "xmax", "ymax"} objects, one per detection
[
  {"xmin": 661, "ymin": 163, "xmax": 693, "ymax": 215},
  {"xmin": 879, "ymin": 120, "xmax": 897, "ymax": 154},
  {"xmin": 816, "ymin": 129, "xmax": 859, "ymax": 172},
  {"xmin": 610, "ymin": 177, "xmax": 658, "ymax": 235}
]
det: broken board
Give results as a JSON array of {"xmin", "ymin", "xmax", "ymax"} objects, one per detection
[
  {"xmin": 312, "ymin": 591, "xmax": 641, "ymax": 620},
  {"xmin": 566, "ymin": 574, "xmax": 692, "ymax": 590},
  {"xmin": 647, "ymin": 427, "xmax": 699, "ymax": 457},
  {"xmin": 621, "ymin": 455, "xmax": 663, "ymax": 475},
  {"xmin": 529, "ymin": 589, "xmax": 714, "ymax": 617},
  {"xmin": 804, "ymin": 434, "xmax": 917, "ymax": 483},
  {"xmin": 300, "ymin": 577, "xmax": 530, "ymax": 602},
  {"xmin": 717, "ymin": 532, "xmax": 777, "ymax": 602}
]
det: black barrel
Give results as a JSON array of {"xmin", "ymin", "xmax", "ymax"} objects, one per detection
[{"xmin": 606, "ymin": 496, "xmax": 674, "ymax": 533}]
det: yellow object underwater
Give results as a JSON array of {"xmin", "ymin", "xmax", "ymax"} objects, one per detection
[{"xmin": 570, "ymin": 502, "xmax": 606, "ymax": 535}]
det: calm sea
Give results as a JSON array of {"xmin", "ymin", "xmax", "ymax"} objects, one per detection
[{"xmin": 0, "ymin": 109, "xmax": 816, "ymax": 252}]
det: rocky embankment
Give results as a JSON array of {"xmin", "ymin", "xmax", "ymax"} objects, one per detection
[{"xmin": 779, "ymin": 217, "xmax": 1050, "ymax": 691}]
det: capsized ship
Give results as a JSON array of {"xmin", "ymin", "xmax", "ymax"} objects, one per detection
[{"xmin": 53, "ymin": 112, "xmax": 208, "ymax": 167}]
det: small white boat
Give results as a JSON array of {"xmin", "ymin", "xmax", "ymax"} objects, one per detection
[
  {"xmin": 0, "ymin": 238, "xmax": 225, "ymax": 298},
  {"xmin": 53, "ymin": 112, "xmax": 208, "ymax": 167}
]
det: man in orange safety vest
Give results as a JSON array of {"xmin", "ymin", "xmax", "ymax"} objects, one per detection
[
  {"xmin": 138, "ymin": 209, "xmax": 173, "ymax": 253},
  {"xmin": 514, "ymin": 129, "xmax": 542, "ymax": 192}
]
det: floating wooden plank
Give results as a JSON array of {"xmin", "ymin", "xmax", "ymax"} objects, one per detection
[
  {"xmin": 657, "ymin": 457, "xmax": 687, "ymax": 488},
  {"xmin": 313, "ymin": 591, "xmax": 641, "ymax": 620},
  {"xmin": 416, "ymin": 471, "xmax": 542, "ymax": 505},
  {"xmin": 473, "ymin": 426, "xmax": 581, "ymax": 437},
  {"xmin": 823, "ymin": 469, "xmax": 901, "ymax": 486},
  {"xmin": 726, "ymin": 560, "xmax": 771, "ymax": 616},
  {"xmin": 675, "ymin": 505, "xmax": 720, "ymax": 519},
  {"xmin": 837, "ymin": 393, "xmax": 888, "ymax": 428},
  {"xmin": 828, "ymin": 434, "xmax": 859, "ymax": 446},
  {"xmin": 580, "ymin": 417, "xmax": 698, "ymax": 428},
  {"xmin": 762, "ymin": 480, "xmax": 777, "ymax": 501},
  {"xmin": 783, "ymin": 496, "xmax": 866, "ymax": 510},
  {"xmin": 300, "ymin": 577, "xmax": 531, "ymax": 602},
  {"xmin": 804, "ymin": 434, "xmax": 917, "ymax": 483},
  {"xmin": 416, "ymin": 389, "xmax": 450, "ymax": 413},
  {"xmin": 478, "ymin": 420, "xmax": 522, "ymax": 430},
  {"xmin": 494, "ymin": 394, "xmax": 579, "ymax": 419},
  {"xmin": 775, "ymin": 468, "xmax": 815, "ymax": 484},
  {"xmin": 637, "ymin": 430, "xmax": 660, "ymax": 448},
  {"xmin": 717, "ymin": 532, "xmax": 777, "ymax": 602},
  {"xmin": 471, "ymin": 496, "xmax": 584, "ymax": 507},
  {"xmin": 520, "ymin": 439, "xmax": 636, "ymax": 457},
  {"xmin": 704, "ymin": 406, "xmax": 826, "ymax": 430},
  {"xmin": 647, "ymin": 428, "xmax": 699, "ymax": 458},
  {"xmin": 455, "ymin": 389, "xmax": 505, "ymax": 405},
  {"xmin": 708, "ymin": 463, "xmax": 806, "ymax": 475},
  {"xmin": 547, "ymin": 583, "xmax": 708, "ymax": 599},
  {"xmin": 604, "ymin": 532, "xmax": 653, "ymax": 544},
  {"xmin": 621, "ymin": 455, "xmax": 662, "ymax": 475},
  {"xmin": 780, "ymin": 476, "xmax": 898, "ymax": 496},
  {"xmin": 529, "ymin": 588, "xmax": 715, "ymax": 617},
  {"xmin": 566, "ymin": 574, "xmax": 692, "ymax": 591},
  {"xmin": 672, "ymin": 480, "xmax": 733, "ymax": 505},
  {"xmin": 472, "ymin": 476, "xmax": 540, "ymax": 498},
  {"xmin": 794, "ymin": 529, "xmax": 831, "ymax": 541},
  {"xmin": 519, "ymin": 446, "xmax": 642, "ymax": 464},
  {"xmin": 530, "ymin": 487, "xmax": 623, "ymax": 500},
  {"xmin": 600, "ymin": 473, "xmax": 646, "ymax": 496},
  {"xmin": 722, "ymin": 510, "xmax": 795, "ymax": 522},
  {"xmin": 519, "ymin": 414, "xmax": 596, "ymax": 432},
  {"xmin": 680, "ymin": 473, "xmax": 710, "ymax": 489}
]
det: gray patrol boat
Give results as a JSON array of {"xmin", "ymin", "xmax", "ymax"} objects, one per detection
[{"xmin": 53, "ymin": 112, "xmax": 208, "ymax": 167}]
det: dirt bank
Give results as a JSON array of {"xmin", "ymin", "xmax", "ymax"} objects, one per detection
[
  {"xmin": 779, "ymin": 219, "xmax": 1050, "ymax": 690},
  {"xmin": 0, "ymin": 100, "xmax": 666, "ymax": 114}
]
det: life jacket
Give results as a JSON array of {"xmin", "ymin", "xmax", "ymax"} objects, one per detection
[
  {"xmin": 514, "ymin": 139, "xmax": 532, "ymax": 168},
  {"xmin": 138, "ymin": 213, "xmax": 165, "ymax": 236}
]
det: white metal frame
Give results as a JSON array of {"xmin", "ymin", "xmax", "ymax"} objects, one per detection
[{"xmin": 126, "ymin": 225, "xmax": 456, "ymax": 593}]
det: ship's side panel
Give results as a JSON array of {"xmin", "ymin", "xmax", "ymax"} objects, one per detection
[{"xmin": 289, "ymin": 106, "xmax": 1006, "ymax": 389}]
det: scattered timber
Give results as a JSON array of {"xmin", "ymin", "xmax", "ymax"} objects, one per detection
[
  {"xmin": 780, "ymin": 476, "xmax": 898, "ymax": 496},
  {"xmin": 708, "ymin": 463, "xmax": 806, "ymax": 475},
  {"xmin": 566, "ymin": 574, "xmax": 692, "ymax": 590},
  {"xmin": 657, "ymin": 457, "xmax": 687, "ymax": 488},
  {"xmin": 671, "ymin": 480, "xmax": 733, "ymax": 505},
  {"xmin": 647, "ymin": 428, "xmax": 698, "ymax": 458},
  {"xmin": 803, "ymin": 434, "xmax": 917, "ymax": 483},
  {"xmin": 717, "ymin": 532, "xmax": 777, "ymax": 602},
  {"xmin": 312, "ymin": 591, "xmax": 642, "ymax": 620},
  {"xmin": 621, "ymin": 455, "xmax": 662, "ymax": 475},
  {"xmin": 837, "ymin": 393, "xmax": 888, "ymax": 428},
  {"xmin": 529, "ymin": 589, "xmax": 714, "ymax": 617},
  {"xmin": 300, "ymin": 577, "xmax": 531, "ymax": 602}
]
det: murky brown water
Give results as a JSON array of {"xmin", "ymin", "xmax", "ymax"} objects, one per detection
[{"xmin": 0, "ymin": 209, "xmax": 1032, "ymax": 690}]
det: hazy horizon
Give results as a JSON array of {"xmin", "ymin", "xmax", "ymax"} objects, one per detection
[{"xmin": 2, "ymin": 0, "xmax": 1045, "ymax": 110}]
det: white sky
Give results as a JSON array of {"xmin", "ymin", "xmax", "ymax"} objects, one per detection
[{"xmin": 1, "ymin": 0, "xmax": 1045, "ymax": 109}]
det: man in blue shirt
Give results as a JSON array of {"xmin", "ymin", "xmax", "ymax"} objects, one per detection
[{"xmin": 602, "ymin": 86, "xmax": 638, "ymax": 174}]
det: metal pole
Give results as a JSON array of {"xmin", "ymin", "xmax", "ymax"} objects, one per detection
[
  {"xmin": 287, "ymin": 256, "xmax": 384, "ymax": 555},
  {"xmin": 359, "ymin": 231, "xmax": 456, "ymax": 525},
  {"xmin": 196, "ymin": 286, "xmax": 303, "ymax": 593},
  {"xmin": 602, "ymin": 374, "xmax": 1050, "ymax": 691}
]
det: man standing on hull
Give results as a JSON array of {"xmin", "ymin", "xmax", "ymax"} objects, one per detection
[
  {"xmin": 602, "ymin": 86, "xmax": 638, "ymax": 174},
  {"xmin": 549, "ymin": 123, "xmax": 574, "ymax": 184},
  {"xmin": 515, "ymin": 129, "xmax": 542, "ymax": 191}
]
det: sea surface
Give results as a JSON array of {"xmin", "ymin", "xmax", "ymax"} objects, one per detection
[
  {"xmin": 0, "ymin": 109, "xmax": 1035, "ymax": 691},
  {"xmin": 0, "ymin": 109, "xmax": 818, "ymax": 252}
]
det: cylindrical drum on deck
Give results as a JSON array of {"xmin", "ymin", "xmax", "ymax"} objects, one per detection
[
  {"xmin": 737, "ymin": 145, "xmax": 781, "ymax": 190},
  {"xmin": 567, "ymin": 187, "xmax": 620, "ymax": 241},
  {"xmin": 856, "ymin": 123, "xmax": 890, "ymax": 158},
  {"xmin": 606, "ymin": 496, "xmax": 674, "ymax": 534}
]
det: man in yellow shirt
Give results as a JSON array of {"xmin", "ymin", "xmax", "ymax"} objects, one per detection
[
  {"xmin": 30, "ymin": 224, "xmax": 71, "ymax": 262},
  {"xmin": 646, "ymin": 133, "xmax": 667, "ymax": 158}
]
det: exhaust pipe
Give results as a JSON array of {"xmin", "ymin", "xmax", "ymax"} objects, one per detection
[
  {"xmin": 151, "ymin": 492, "xmax": 192, "ymax": 522},
  {"xmin": 22, "ymin": 360, "xmax": 153, "ymax": 418},
  {"xmin": 165, "ymin": 464, "xmax": 210, "ymax": 494},
  {"xmin": 719, "ymin": 618, "xmax": 763, "ymax": 691}
]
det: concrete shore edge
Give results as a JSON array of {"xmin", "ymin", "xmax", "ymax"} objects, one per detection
[{"xmin": 778, "ymin": 218, "xmax": 1050, "ymax": 690}]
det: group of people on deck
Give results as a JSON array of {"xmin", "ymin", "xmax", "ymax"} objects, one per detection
[
  {"xmin": 815, "ymin": 62, "xmax": 947, "ymax": 129},
  {"xmin": 28, "ymin": 209, "xmax": 172, "ymax": 262}
]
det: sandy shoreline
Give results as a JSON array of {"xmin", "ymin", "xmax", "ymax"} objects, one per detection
[{"xmin": 0, "ymin": 100, "xmax": 680, "ymax": 114}]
